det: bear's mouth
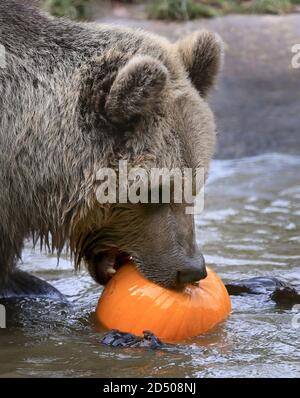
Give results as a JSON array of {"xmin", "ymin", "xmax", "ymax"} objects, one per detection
[{"xmin": 88, "ymin": 249, "xmax": 132, "ymax": 286}]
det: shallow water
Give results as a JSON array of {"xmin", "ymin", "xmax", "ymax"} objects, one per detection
[{"xmin": 0, "ymin": 153, "xmax": 299, "ymax": 378}]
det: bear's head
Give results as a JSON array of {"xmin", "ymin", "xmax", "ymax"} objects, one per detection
[{"xmin": 72, "ymin": 30, "xmax": 223, "ymax": 289}]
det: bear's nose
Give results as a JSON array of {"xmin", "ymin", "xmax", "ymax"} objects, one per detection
[
  {"xmin": 176, "ymin": 253, "xmax": 207, "ymax": 285},
  {"xmin": 177, "ymin": 266, "xmax": 207, "ymax": 285}
]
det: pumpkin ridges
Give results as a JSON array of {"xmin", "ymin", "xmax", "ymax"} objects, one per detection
[{"xmin": 96, "ymin": 262, "xmax": 231, "ymax": 342}]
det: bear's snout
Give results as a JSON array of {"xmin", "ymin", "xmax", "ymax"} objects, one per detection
[{"xmin": 176, "ymin": 254, "xmax": 207, "ymax": 285}]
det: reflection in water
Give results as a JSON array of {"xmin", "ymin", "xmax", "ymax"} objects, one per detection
[{"xmin": 0, "ymin": 154, "xmax": 299, "ymax": 377}]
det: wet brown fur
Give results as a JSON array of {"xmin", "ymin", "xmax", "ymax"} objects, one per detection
[{"xmin": 0, "ymin": 0, "xmax": 222, "ymax": 287}]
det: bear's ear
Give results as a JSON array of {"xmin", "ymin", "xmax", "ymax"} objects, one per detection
[
  {"xmin": 176, "ymin": 30, "xmax": 223, "ymax": 97},
  {"xmin": 105, "ymin": 55, "xmax": 169, "ymax": 125}
]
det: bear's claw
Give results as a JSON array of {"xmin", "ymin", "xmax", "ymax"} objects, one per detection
[{"xmin": 100, "ymin": 330, "xmax": 163, "ymax": 349}]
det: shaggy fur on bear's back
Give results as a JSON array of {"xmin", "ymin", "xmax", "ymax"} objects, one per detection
[{"xmin": 0, "ymin": 0, "xmax": 222, "ymax": 288}]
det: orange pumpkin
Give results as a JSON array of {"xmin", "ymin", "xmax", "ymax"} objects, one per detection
[{"xmin": 96, "ymin": 262, "xmax": 231, "ymax": 342}]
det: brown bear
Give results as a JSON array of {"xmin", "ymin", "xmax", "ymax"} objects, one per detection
[{"xmin": 0, "ymin": 0, "xmax": 222, "ymax": 297}]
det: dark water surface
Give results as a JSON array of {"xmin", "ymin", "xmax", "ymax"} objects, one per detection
[{"xmin": 0, "ymin": 153, "xmax": 299, "ymax": 377}]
